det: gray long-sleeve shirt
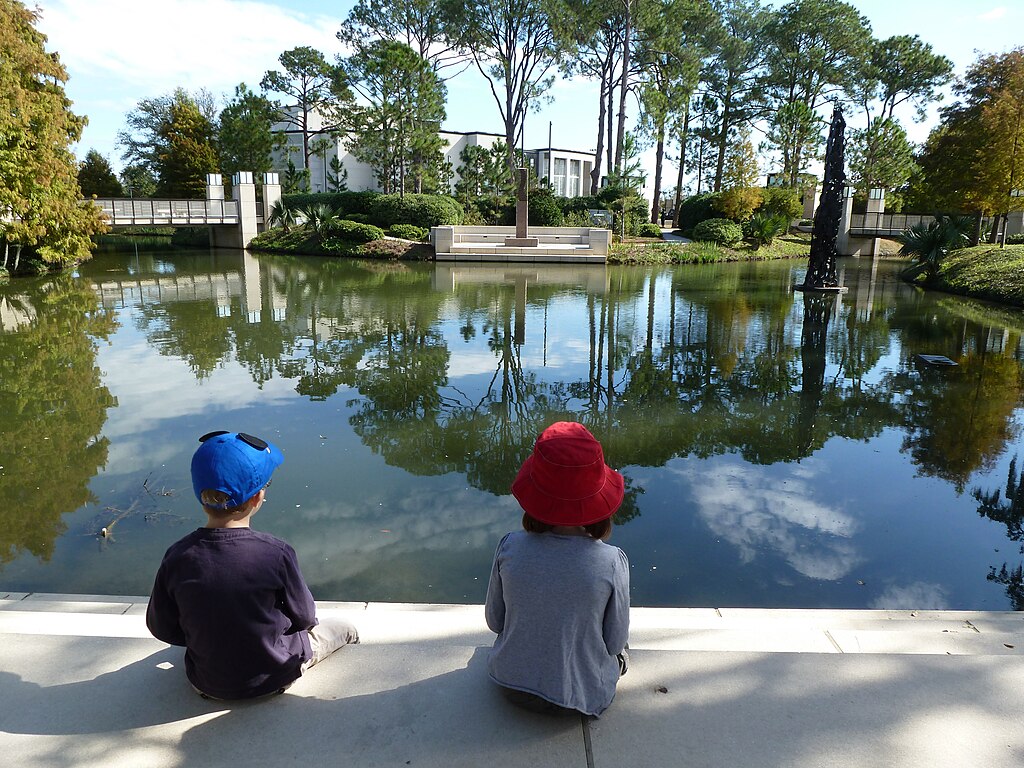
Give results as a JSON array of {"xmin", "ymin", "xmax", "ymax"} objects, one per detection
[{"xmin": 484, "ymin": 530, "xmax": 630, "ymax": 716}]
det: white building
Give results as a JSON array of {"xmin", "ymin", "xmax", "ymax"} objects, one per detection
[{"xmin": 272, "ymin": 111, "xmax": 597, "ymax": 197}]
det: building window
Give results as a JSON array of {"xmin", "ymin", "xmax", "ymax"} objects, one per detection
[
  {"xmin": 569, "ymin": 159, "xmax": 581, "ymax": 197},
  {"xmin": 553, "ymin": 157, "xmax": 567, "ymax": 196}
]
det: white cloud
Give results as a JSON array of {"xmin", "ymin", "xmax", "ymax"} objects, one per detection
[
  {"xmin": 38, "ymin": 0, "xmax": 342, "ymax": 96},
  {"xmin": 978, "ymin": 7, "xmax": 1008, "ymax": 21},
  {"xmin": 672, "ymin": 458, "xmax": 862, "ymax": 581},
  {"xmin": 869, "ymin": 581, "xmax": 949, "ymax": 610}
]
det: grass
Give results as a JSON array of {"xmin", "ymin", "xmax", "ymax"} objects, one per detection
[
  {"xmin": 608, "ymin": 232, "xmax": 811, "ymax": 265},
  {"xmin": 928, "ymin": 243, "xmax": 1024, "ymax": 308}
]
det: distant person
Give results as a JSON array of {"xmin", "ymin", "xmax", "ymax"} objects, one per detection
[
  {"xmin": 146, "ymin": 431, "xmax": 358, "ymax": 700},
  {"xmin": 485, "ymin": 421, "xmax": 630, "ymax": 717}
]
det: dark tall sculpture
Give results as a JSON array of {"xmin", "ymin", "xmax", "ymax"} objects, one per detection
[{"xmin": 802, "ymin": 104, "xmax": 846, "ymax": 290}]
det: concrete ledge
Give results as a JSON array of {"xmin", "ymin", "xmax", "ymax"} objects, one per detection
[{"xmin": 1, "ymin": 596, "xmax": 1023, "ymax": 768}]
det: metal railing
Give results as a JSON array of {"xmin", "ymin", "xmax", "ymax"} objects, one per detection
[
  {"xmin": 850, "ymin": 213, "xmax": 936, "ymax": 235},
  {"xmin": 94, "ymin": 199, "xmax": 240, "ymax": 223}
]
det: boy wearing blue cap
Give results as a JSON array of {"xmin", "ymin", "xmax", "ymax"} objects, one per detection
[{"xmin": 146, "ymin": 430, "xmax": 358, "ymax": 700}]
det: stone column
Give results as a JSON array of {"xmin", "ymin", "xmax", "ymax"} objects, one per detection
[
  {"xmin": 261, "ymin": 172, "xmax": 281, "ymax": 233},
  {"xmin": 505, "ymin": 168, "xmax": 538, "ymax": 247},
  {"xmin": 836, "ymin": 185, "xmax": 855, "ymax": 256},
  {"xmin": 866, "ymin": 188, "xmax": 885, "ymax": 256},
  {"xmin": 233, "ymin": 171, "xmax": 258, "ymax": 248}
]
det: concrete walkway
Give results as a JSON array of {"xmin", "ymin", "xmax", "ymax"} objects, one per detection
[
  {"xmin": 661, "ymin": 227, "xmax": 691, "ymax": 243},
  {"xmin": 1, "ymin": 592, "xmax": 1022, "ymax": 768}
]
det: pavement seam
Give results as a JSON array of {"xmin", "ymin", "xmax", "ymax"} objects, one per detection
[
  {"xmin": 825, "ymin": 630, "xmax": 844, "ymax": 653},
  {"xmin": 581, "ymin": 715, "xmax": 595, "ymax": 768}
]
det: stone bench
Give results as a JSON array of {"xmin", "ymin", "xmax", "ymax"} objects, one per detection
[{"xmin": 431, "ymin": 226, "xmax": 611, "ymax": 263}]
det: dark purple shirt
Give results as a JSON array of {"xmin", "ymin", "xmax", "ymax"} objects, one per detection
[{"xmin": 146, "ymin": 527, "xmax": 316, "ymax": 699}]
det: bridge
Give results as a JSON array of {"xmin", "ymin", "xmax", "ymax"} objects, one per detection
[
  {"xmin": 849, "ymin": 213, "xmax": 942, "ymax": 237},
  {"xmin": 92, "ymin": 172, "xmax": 280, "ymax": 249}
]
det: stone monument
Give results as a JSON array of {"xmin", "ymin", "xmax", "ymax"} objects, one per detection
[{"xmin": 504, "ymin": 168, "xmax": 539, "ymax": 247}]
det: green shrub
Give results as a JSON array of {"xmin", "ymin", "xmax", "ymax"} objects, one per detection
[
  {"xmin": 528, "ymin": 189, "xmax": 563, "ymax": 226},
  {"xmin": 744, "ymin": 212, "xmax": 790, "ymax": 247},
  {"xmin": 388, "ymin": 224, "xmax": 429, "ymax": 241},
  {"xmin": 344, "ymin": 212, "xmax": 370, "ymax": 223},
  {"xmin": 282, "ymin": 191, "xmax": 379, "ymax": 216},
  {"xmin": 638, "ymin": 222, "xmax": 663, "ymax": 238},
  {"xmin": 757, "ymin": 187, "xmax": 802, "ymax": 221},
  {"xmin": 323, "ymin": 219, "xmax": 386, "ymax": 243},
  {"xmin": 563, "ymin": 209, "xmax": 592, "ymax": 227},
  {"xmin": 692, "ymin": 217, "xmax": 743, "ymax": 245},
  {"xmin": 677, "ymin": 193, "xmax": 723, "ymax": 234},
  {"xmin": 170, "ymin": 227, "xmax": 209, "ymax": 248},
  {"xmin": 1006, "ymin": 233, "xmax": 1024, "ymax": 245},
  {"xmin": 369, "ymin": 193, "xmax": 464, "ymax": 228}
]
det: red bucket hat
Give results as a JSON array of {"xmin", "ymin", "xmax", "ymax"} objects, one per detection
[{"xmin": 511, "ymin": 422, "xmax": 625, "ymax": 527}]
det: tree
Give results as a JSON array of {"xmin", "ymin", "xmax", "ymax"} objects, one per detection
[
  {"xmin": 717, "ymin": 126, "xmax": 761, "ymax": 220},
  {"xmin": 343, "ymin": 40, "xmax": 447, "ymax": 194},
  {"xmin": 701, "ymin": 0, "xmax": 770, "ymax": 192},
  {"xmin": 856, "ymin": 35, "xmax": 953, "ymax": 125},
  {"xmin": 763, "ymin": 0, "xmax": 871, "ymax": 188},
  {"xmin": 450, "ymin": 0, "xmax": 562, "ymax": 176},
  {"xmin": 634, "ymin": 0, "xmax": 709, "ymax": 222},
  {"xmin": 910, "ymin": 48, "xmax": 1024, "ymax": 228},
  {"xmin": 0, "ymin": 0, "xmax": 106, "ymax": 271},
  {"xmin": 218, "ymin": 83, "xmax": 283, "ymax": 179},
  {"xmin": 338, "ymin": 0, "xmax": 468, "ymax": 76},
  {"xmin": 117, "ymin": 88, "xmax": 219, "ymax": 199},
  {"xmin": 260, "ymin": 47, "xmax": 351, "ymax": 174},
  {"xmin": 119, "ymin": 164, "xmax": 156, "ymax": 198},
  {"xmin": 156, "ymin": 96, "xmax": 219, "ymax": 198},
  {"xmin": 762, "ymin": 101, "xmax": 822, "ymax": 188},
  {"xmin": 78, "ymin": 150, "xmax": 123, "ymax": 197},
  {"xmin": 847, "ymin": 117, "xmax": 916, "ymax": 206}
]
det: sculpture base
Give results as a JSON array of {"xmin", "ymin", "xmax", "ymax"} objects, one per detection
[
  {"xmin": 793, "ymin": 284, "xmax": 849, "ymax": 293},
  {"xmin": 504, "ymin": 237, "xmax": 539, "ymax": 247}
]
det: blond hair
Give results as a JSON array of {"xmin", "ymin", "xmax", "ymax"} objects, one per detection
[{"xmin": 200, "ymin": 489, "xmax": 248, "ymax": 515}]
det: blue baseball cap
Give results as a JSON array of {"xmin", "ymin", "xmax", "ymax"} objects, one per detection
[{"xmin": 191, "ymin": 431, "xmax": 284, "ymax": 509}]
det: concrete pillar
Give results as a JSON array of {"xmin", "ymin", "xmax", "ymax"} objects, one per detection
[
  {"xmin": 866, "ymin": 189, "xmax": 885, "ymax": 257},
  {"xmin": 1007, "ymin": 209, "xmax": 1024, "ymax": 238},
  {"xmin": 206, "ymin": 173, "xmax": 224, "ymax": 202},
  {"xmin": 233, "ymin": 171, "xmax": 258, "ymax": 248},
  {"xmin": 262, "ymin": 172, "xmax": 281, "ymax": 232},
  {"xmin": 801, "ymin": 179, "xmax": 819, "ymax": 220},
  {"xmin": 836, "ymin": 186, "xmax": 855, "ymax": 256}
]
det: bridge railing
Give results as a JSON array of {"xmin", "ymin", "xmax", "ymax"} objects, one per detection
[
  {"xmin": 95, "ymin": 199, "xmax": 241, "ymax": 223},
  {"xmin": 850, "ymin": 213, "xmax": 936, "ymax": 235}
]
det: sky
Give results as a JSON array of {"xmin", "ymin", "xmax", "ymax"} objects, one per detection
[{"xmin": 32, "ymin": 0, "xmax": 1024, "ymax": 194}]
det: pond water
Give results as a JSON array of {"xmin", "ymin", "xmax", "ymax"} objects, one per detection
[{"xmin": 2, "ymin": 246, "xmax": 1024, "ymax": 609}]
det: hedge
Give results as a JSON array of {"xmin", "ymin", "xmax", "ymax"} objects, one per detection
[
  {"xmin": 281, "ymin": 191, "xmax": 380, "ymax": 216},
  {"xmin": 368, "ymin": 193, "xmax": 464, "ymax": 228},
  {"xmin": 388, "ymin": 224, "xmax": 429, "ymax": 241},
  {"xmin": 322, "ymin": 219, "xmax": 386, "ymax": 243},
  {"xmin": 692, "ymin": 218, "xmax": 743, "ymax": 245}
]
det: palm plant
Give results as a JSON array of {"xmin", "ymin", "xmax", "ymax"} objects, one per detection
[
  {"xmin": 897, "ymin": 215, "xmax": 971, "ymax": 281},
  {"xmin": 297, "ymin": 202, "xmax": 341, "ymax": 234},
  {"xmin": 744, "ymin": 211, "xmax": 790, "ymax": 248},
  {"xmin": 267, "ymin": 200, "xmax": 297, "ymax": 232}
]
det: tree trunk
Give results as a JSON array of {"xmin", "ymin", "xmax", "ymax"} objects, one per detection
[
  {"xmin": 2, "ymin": 240, "xmax": 8, "ymax": 270},
  {"xmin": 672, "ymin": 106, "xmax": 690, "ymax": 228},
  {"xmin": 988, "ymin": 215, "xmax": 1000, "ymax": 244},
  {"xmin": 651, "ymin": 117, "xmax": 665, "ymax": 223},
  {"xmin": 606, "ymin": 86, "xmax": 614, "ymax": 177},
  {"xmin": 592, "ymin": 78, "xmax": 608, "ymax": 195},
  {"xmin": 13, "ymin": 244, "xmax": 22, "ymax": 273},
  {"xmin": 712, "ymin": 84, "xmax": 733, "ymax": 193},
  {"xmin": 613, "ymin": 1, "xmax": 632, "ymax": 174},
  {"xmin": 971, "ymin": 212, "xmax": 983, "ymax": 246}
]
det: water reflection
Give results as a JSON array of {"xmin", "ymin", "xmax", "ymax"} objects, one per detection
[
  {"xmin": 5, "ymin": 250, "xmax": 1024, "ymax": 607},
  {"xmin": 0, "ymin": 277, "xmax": 118, "ymax": 564}
]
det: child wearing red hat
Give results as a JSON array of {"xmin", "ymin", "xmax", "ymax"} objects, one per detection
[
  {"xmin": 146, "ymin": 430, "xmax": 359, "ymax": 700},
  {"xmin": 484, "ymin": 421, "xmax": 630, "ymax": 717}
]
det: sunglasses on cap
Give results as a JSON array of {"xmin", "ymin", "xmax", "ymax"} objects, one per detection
[{"xmin": 198, "ymin": 430, "xmax": 271, "ymax": 451}]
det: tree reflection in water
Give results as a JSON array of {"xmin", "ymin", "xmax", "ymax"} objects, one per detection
[
  {"xmin": 0, "ymin": 277, "xmax": 118, "ymax": 564},
  {"xmin": 974, "ymin": 457, "xmax": 1024, "ymax": 610}
]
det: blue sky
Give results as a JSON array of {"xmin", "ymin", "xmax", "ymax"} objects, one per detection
[{"xmin": 34, "ymin": 0, "xmax": 1023, "ymax": 190}]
